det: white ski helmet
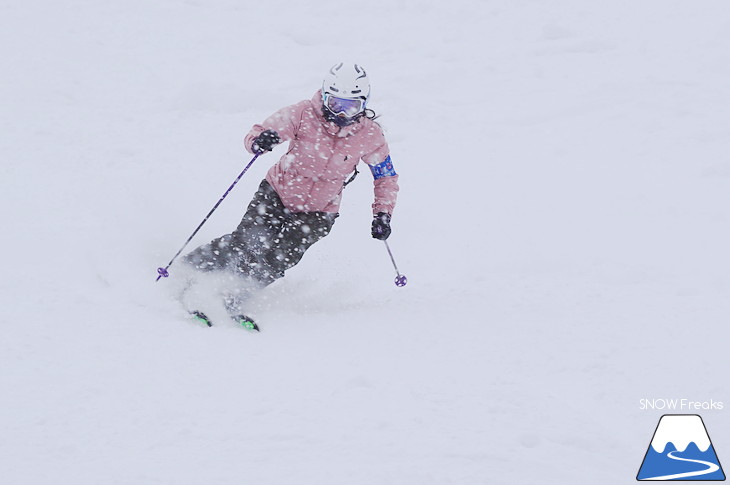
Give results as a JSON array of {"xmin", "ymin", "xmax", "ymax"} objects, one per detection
[{"xmin": 322, "ymin": 63, "xmax": 370, "ymax": 124}]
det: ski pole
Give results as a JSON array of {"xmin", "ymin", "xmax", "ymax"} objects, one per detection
[
  {"xmin": 156, "ymin": 153, "xmax": 261, "ymax": 281},
  {"xmin": 384, "ymin": 240, "xmax": 407, "ymax": 287}
]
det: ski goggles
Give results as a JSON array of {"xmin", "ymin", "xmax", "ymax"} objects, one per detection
[{"xmin": 324, "ymin": 93, "xmax": 365, "ymax": 117}]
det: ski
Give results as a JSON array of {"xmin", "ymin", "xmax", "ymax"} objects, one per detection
[
  {"xmin": 188, "ymin": 310, "xmax": 259, "ymax": 331},
  {"xmin": 232, "ymin": 314, "xmax": 260, "ymax": 332},
  {"xmin": 190, "ymin": 310, "xmax": 213, "ymax": 327}
]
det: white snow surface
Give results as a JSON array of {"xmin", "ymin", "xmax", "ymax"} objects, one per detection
[{"xmin": 2, "ymin": 1, "xmax": 730, "ymax": 484}]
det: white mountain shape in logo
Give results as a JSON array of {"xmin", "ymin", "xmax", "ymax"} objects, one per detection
[{"xmin": 651, "ymin": 415, "xmax": 712, "ymax": 453}]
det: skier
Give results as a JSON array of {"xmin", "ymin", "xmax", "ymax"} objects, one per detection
[{"xmin": 181, "ymin": 63, "xmax": 399, "ymax": 328}]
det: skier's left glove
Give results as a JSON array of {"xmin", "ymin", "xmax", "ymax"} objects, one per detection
[
  {"xmin": 371, "ymin": 212, "xmax": 391, "ymax": 240},
  {"xmin": 251, "ymin": 129, "xmax": 281, "ymax": 154}
]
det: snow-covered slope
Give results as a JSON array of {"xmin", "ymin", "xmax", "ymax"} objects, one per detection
[
  {"xmin": 2, "ymin": 1, "xmax": 729, "ymax": 484},
  {"xmin": 650, "ymin": 415, "xmax": 712, "ymax": 453}
]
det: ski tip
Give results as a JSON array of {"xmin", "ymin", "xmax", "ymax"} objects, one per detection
[
  {"xmin": 190, "ymin": 311, "xmax": 213, "ymax": 327},
  {"xmin": 232, "ymin": 314, "xmax": 259, "ymax": 332}
]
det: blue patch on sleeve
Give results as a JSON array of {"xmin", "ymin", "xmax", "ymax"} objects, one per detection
[{"xmin": 369, "ymin": 156, "xmax": 397, "ymax": 180}]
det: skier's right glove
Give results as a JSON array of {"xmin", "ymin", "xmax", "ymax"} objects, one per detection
[{"xmin": 251, "ymin": 129, "xmax": 281, "ymax": 154}]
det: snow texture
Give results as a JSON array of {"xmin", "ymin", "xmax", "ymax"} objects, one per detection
[{"xmin": 2, "ymin": 1, "xmax": 729, "ymax": 484}]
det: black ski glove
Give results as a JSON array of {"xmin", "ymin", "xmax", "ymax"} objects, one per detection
[
  {"xmin": 371, "ymin": 212, "xmax": 392, "ymax": 240},
  {"xmin": 251, "ymin": 129, "xmax": 281, "ymax": 154}
]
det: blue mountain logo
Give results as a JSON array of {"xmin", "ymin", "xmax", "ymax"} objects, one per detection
[{"xmin": 637, "ymin": 414, "xmax": 725, "ymax": 481}]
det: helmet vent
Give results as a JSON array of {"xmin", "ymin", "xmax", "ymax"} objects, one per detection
[{"xmin": 323, "ymin": 62, "xmax": 370, "ymax": 105}]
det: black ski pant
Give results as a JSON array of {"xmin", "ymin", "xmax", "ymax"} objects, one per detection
[{"xmin": 184, "ymin": 180, "xmax": 337, "ymax": 286}]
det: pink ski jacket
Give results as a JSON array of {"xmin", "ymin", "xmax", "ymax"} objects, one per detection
[{"xmin": 244, "ymin": 91, "xmax": 399, "ymax": 215}]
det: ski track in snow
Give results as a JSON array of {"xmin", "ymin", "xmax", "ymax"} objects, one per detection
[
  {"xmin": 642, "ymin": 451, "xmax": 720, "ymax": 480},
  {"xmin": 2, "ymin": 1, "xmax": 730, "ymax": 484}
]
